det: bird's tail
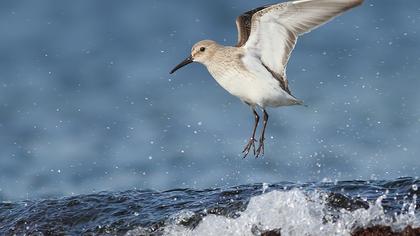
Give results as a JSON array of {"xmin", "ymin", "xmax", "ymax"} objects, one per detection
[{"xmin": 294, "ymin": 99, "xmax": 309, "ymax": 108}]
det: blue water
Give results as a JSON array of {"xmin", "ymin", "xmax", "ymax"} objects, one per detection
[
  {"xmin": 0, "ymin": 0, "xmax": 420, "ymax": 201},
  {"xmin": 1, "ymin": 178, "xmax": 419, "ymax": 235}
]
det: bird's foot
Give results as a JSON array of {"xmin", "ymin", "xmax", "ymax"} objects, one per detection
[
  {"xmin": 242, "ymin": 138, "xmax": 256, "ymax": 158},
  {"xmin": 256, "ymin": 138, "xmax": 265, "ymax": 158}
]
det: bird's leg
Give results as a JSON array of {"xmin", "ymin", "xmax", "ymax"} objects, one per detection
[
  {"xmin": 256, "ymin": 109, "xmax": 268, "ymax": 158},
  {"xmin": 242, "ymin": 109, "xmax": 259, "ymax": 158}
]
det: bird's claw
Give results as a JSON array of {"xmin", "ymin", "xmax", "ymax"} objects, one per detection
[
  {"xmin": 242, "ymin": 138, "xmax": 256, "ymax": 158},
  {"xmin": 255, "ymin": 138, "xmax": 265, "ymax": 158}
]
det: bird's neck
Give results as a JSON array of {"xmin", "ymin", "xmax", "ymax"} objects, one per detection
[
  {"xmin": 205, "ymin": 47, "xmax": 246, "ymax": 78},
  {"xmin": 205, "ymin": 46, "xmax": 241, "ymax": 66}
]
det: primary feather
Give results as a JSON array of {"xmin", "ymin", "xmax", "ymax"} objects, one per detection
[{"xmin": 239, "ymin": 0, "xmax": 363, "ymax": 80}]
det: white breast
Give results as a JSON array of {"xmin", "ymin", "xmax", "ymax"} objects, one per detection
[{"xmin": 206, "ymin": 53, "xmax": 298, "ymax": 108}]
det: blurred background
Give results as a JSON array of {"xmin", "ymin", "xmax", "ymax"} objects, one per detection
[{"xmin": 0, "ymin": 0, "xmax": 419, "ymax": 200}]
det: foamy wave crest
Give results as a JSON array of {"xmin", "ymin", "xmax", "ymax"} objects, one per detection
[{"xmin": 127, "ymin": 189, "xmax": 419, "ymax": 236}]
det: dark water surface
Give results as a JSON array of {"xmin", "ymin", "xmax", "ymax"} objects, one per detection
[
  {"xmin": 0, "ymin": 1, "xmax": 419, "ymax": 235},
  {"xmin": 1, "ymin": 177, "xmax": 419, "ymax": 235}
]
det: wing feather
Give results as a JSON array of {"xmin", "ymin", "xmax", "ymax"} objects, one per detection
[
  {"xmin": 235, "ymin": 5, "xmax": 272, "ymax": 47},
  {"xmin": 243, "ymin": 0, "xmax": 363, "ymax": 79}
]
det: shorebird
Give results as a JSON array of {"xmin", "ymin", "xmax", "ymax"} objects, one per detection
[{"xmin": 170, "ymin": 0, "xmax": 363, "ymax": 158}]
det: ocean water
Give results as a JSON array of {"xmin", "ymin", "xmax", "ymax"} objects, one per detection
[
  {"xmin": 3, "ymin": 1, "xmax": 420, "ymax": 234},
  {"xmin": 0, "ymin": 0, "xmax": 420, "ymax": 230},
  {"xmin": 1, "ymin": 0, "xmax": 419, "ymax": 201},
  {"xmin": 1, "ymin": 178, "xmax": 419, "ymax": 235}
]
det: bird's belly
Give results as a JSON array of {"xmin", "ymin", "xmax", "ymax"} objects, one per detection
[{"xmin": 209, "ymin": 69, "xmax": 297, "ymax": 108}]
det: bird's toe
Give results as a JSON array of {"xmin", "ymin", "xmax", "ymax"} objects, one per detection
[
  {"xmin": 242, "ymin": 138, "xmax": 256, "ymax": 158},
  {"xmin": 256, "ymin": 139, "xmax": 265, "ymax": 158}
]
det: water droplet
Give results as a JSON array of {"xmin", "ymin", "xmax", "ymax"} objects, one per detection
[{"xmin": 262, "ymin": 183, "xmax": 269, "ymax": 193}]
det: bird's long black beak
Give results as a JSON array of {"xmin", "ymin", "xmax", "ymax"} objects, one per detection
[{"xmin": 170, "ymin": 55, "xmax": 193, "ymax": 74}]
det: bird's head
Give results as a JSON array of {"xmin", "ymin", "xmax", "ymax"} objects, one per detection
[{"xmin": 170, "ymin": 40, "xmax": 217, "ymax": 74}]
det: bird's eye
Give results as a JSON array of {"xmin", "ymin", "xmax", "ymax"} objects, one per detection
[{"xmin": 200, "ymin": 47, "xmax": 206, "ymax": 52}]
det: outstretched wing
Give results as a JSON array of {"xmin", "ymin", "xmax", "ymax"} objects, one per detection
[
  {"xmin": 242, "ymin": 0, "xmax": 363, "ymax": 79},
  {"xmin": 235, "ymin": 5, "xmax": 272, "ymax": 47}
]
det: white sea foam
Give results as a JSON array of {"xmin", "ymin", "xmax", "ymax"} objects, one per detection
[{"xmin": 127, "ymin": 189, "xmax": 419, "ymax": 236}]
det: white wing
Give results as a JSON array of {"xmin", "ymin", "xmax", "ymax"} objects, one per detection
[{"xmin": 243, "ymin": 0, "xmax": 363, "ymax": 77}]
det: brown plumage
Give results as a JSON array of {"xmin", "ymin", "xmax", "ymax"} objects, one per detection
[
  {"xmin": 170, "ymin": 0, "xmax": 364, "ymax": 158},
  {"xmin": 235, "ymin": 5, "xmax": 272, "ymax": 47}
]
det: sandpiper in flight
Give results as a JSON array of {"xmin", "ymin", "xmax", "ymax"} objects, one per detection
[{"xmin": 170, "ymin": 0, "xmax": 363, "ymax": 158}]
